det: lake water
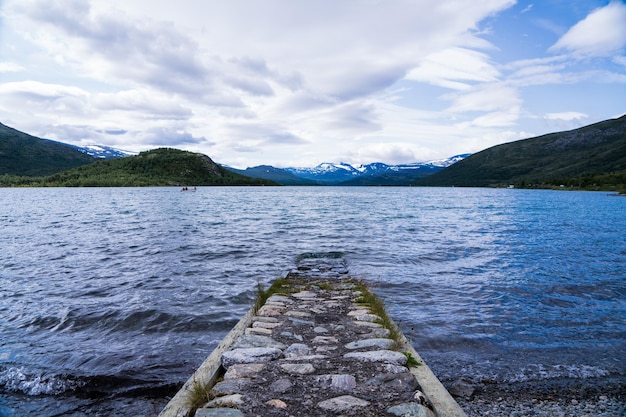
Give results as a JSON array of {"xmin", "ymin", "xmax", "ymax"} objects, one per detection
[{"xmin": 0, "ymin": 187, "xmax": 624, "ymax": 416}]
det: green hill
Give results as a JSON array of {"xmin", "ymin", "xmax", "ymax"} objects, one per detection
[
  {"xmin": 417, "ymin": 115, "xmax": 626, "ymax": 190},
  {"xmin": 35, "ymin": 148, "xmax": 278, "ymax": 187},
  {"xmin": 0, "ymin": 122, "xmax": 96, "ymax": 176}
]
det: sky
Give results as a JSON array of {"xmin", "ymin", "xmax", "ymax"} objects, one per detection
[{"xmin": 1, "ymin": 0, "xmax": 625, "ymax": 168}]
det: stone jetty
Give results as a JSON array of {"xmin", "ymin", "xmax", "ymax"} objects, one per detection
[{"xmin": 159, "ymin": 254, "xmax": 466, "ymax": 417}]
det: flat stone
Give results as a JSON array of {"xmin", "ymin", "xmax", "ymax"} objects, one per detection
[
  {"xmin": 280, "ymin": 331, "xmax": 303, "ymax": 341},
  {"xmin": 234, "ymin": 335, "xmax": 286, "ymax": 350},
  {"xmin": 364, "ymin": 328, "xmax": 392, "ymax": 338},
  {"xmin": 344, "ymin": 350, "xmax": 408, "ymax": 366},
  {"xmin": 283, "ymin": 354, "xmax": 327, "ymax": 361},
  {"xmin": 313, "ymin": 326, "xmax": 328, "ymax": 333},
  {"xmin": 205, "ymin": 394, "xmax": 245, "ymax": 408},
  {"xmin": 292, "ymin": 290, "xmax": 318, "ymax": 299},
  {"xmin": 266, "ymin": 399, "xmax": 288, "ymax": 409},
  {"xmin": 354, "ymin": 313, "xmax": 380, "ymax": 322},
  {"xmin": 245, "ymin": 327, "xmax": 272, "ymax": 336},
  {"xmin": 211, "ymin": 378, "xmax": 250, "ymax": 396},
  {"xmin": 280, "ymin": 363, "xmax": 316, "ymax": 374},
  {"xmin": 257, "ymin": 305, "xmax": 283, "ymax": 316},
  {"xmin": 267, "ymin": 295, "xmax": 293, "ymax": 304},
  {"xmin": 348, "ymin": 309, "xmax": 370, "ymax": 316},
  {"xmin": 252, "ymin": 321, "xmax": 282, "ymax": 329},
  {"xmin": 285, "ymin": 310, "xmax": 311, "ymax": 318},
  {"xmin": 354, "ymin": 320, "xmax": 383, "ymax": 328},
  {"xmin": 387, "ymin": 402, "xmax": 436, "ymax": 417},
  {"xmin": 345, "ymin": 338, "xmax": 396, "ymax": 350},
  {"xmin": 223, "ymin": 363, "xmax": 265, "ymax": 380},
  {"xmin": 284, "ymin": 343, "xmax": 311, "ymax": 358},
  {"xmin": 195, "ymin": 408, "xmax": 245, "ymax": 417},
  {"xmin": 385, "ymin": 363, "xmax": 410, "ymax": 374},
  {"xmin": 252, "ymin": 316, "xmax": 279, "ymax": 323},
  {"xmin": 221, "ymin": 347, "xmax": 282, "ymax": 368},
  {"xmin": 365, "ymin": 372, "xmax": 418, "ymax": 392},
  {"xmin": 316, "ymin": 374, "xmax": 357, "ymax": 391},
  {"xmin": 312, "ymin": 335, "xmax": 339, "ymax": 344},
  {"xmin": 287, "ymin": 317, "xmax": 315, "ymax": 326},
  {"xmin": 318, "ymin": 395, "xmax": 369, "ymax": 412},
  {"xmin": 270, "ymin": 378, "xmax": 293, "ymax": 393}
]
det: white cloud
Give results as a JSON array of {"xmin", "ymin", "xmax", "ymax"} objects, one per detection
[
  {"xmin": 0, "ymin": 62, "xmax": 24, "ymax": 72},
  {"xmin": 544, "ymin": 112, "xmax": 588, "ymax": 121},
  {"xmin": 549, "ymin": 2, "xmax": 626, "ymax": 58},
  {"xmin": 406, "ymin": 47, "xmax": 501, "ymax": 90}
]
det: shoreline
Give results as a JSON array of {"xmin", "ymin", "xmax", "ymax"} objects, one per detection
[{"xmin": 452, "ymin": 377, "xmax": 625, "ymax": 416}]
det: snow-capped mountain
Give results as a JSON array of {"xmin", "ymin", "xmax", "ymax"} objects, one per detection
[
  {"xmin": 71, "ymin": 144, "xmax": 137, "ymax": 159},
  {"xmin": 283, "ymin": 154, "xmax": 469, "ymax": 184}
]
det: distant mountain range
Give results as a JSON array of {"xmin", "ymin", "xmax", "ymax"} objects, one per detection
[
  {"xmin": 1, "ymin": 115, "xmax": 624, "ymax": 190},
  {"xmin": 226, "ymin": 155, "xmax": 469, "ymax": 185}
]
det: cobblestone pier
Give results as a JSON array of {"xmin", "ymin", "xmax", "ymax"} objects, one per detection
[{"xmin": 159, "ymin": 254, "xmax": 466, "ymax": 417}]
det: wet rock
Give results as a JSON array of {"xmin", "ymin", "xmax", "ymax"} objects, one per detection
[
  {"xmin": 221, "ymin": 347, "xmax": 282, "ymax": 368},
  {"xmin": 387, "ymin": 402, "xmax": 436, "ymax": 417},
  {"xmin": 344, "ymin": 349, "xmax": 408, "ymax": 366},
  {"xmin": 318, "ymin": 395, "xmax": 370, "ymax": 411},
  {"xmin": 345, "ymin": 338, "xmax": 396, "ymax": 350}
]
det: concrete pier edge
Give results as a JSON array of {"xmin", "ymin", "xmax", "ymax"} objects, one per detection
[
  {"xmin": 159, "ymin": 306, "xmax": 257, "ymax": 417},
  {"xmin": 158, "ymin": 274, "xmax": 466, "ymax": 417}
]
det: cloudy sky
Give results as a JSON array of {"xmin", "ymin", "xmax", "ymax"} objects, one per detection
[{"xmin": 1, "ymin": 0, "xmax": 625, "ymax": 168}]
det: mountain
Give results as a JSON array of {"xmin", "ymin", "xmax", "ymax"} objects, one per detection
[
  {"xmin": 0, "ymin": 122, "xmax": 97, "ymax": 176},
  {"xmin": 225, "ymin": 165, "xmax": 317, "ymax": 185},
  {"xmin": 280, "ymin": 155, "xmax": 469, "ymax": 185},
  {"xmin": 417, "ymin": 115, "xmax": 626, "ymax": 188},
  {"xmin": 39, "ymin": 148, "xmax": 278, "ymax": 187},
  {"xmin": 70, "ymin": 144, "xmax": 136, "ymax": 159}
]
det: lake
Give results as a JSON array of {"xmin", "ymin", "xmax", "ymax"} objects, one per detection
[{"xmin": 0, "ymin": 187, "xmax": 624, "ymax": 416}]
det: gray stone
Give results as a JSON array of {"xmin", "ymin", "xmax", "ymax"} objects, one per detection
[
  {"xmin": 365, "ymin": 372, "xmax": 418, "ymax": 392},
  {"xmin": 284, "ymin": 343, "xmax": 311, "ymax": 358},
  {"xmin": 448, "ymin": 377, "xmax": 476, "ymax": 399},
  {"xmin": 252, "ymin": 320, "xmax": 281, "ymax": 329},
  {"xmin": 313, "ymin": 326, "xmax": 329, "ymax": 333},
  {"xmin": 316, "ymin": 374, "xmax": 357, "ymax": 391},
  {"xmin": 312, "ymin": 335, "xmax": 338, "ymax": 344},
  {"xmin": 233, "ymin": 334, "xmax": 285, "ymax": 349},
  {"xmin": 354, "ymin": 320, "xmax": 383, "ymax": 328},
  {"xmin": 384, "ymin": 363, "xmax": 410, "ymax": 374},
  {"xmin": 211, "ymin": 378, "xmax": 250, "ymax": 396},
  {"xmin": 354, "ymin": 313, "xmax": 380, "ymax": 322},
  {"xmin": 280, "ymin": 331, "xmax": 303, "ymax": 341},
  {"xmin": 285, "ymin": 310, "xmax": 311, "ymax": 317},
  {"xmin": 287, "ymin": 317, "xmax": 315, "ymax": 326},
  {"xmin": 364, "ymin": 328, "xmax": 392, "ymax": 338},
  {"xmin": 292, "ymin": 290, "xmax": 318, "ymax": 299},
  {"xmin": 270, "ymin": 377, "xmax": 293, "ymax": 393},
  {"xmin": 387, "ymin": 402, "xmax": 436, "ymax": 417},
  {"xmin": 257, "ymin": 305, "xmax": 284, "ymax": 316},
  {"xmin": 280, "ymin": 363, "xmax": 316, "ymax": 374},
  {"xmin": 344, "ymin": 350, "xmax": 408, "ymax": 366},
  {"xmin": 205, "ymin": 394, "xmax": 244, "ymax": 408},
  {"xmin": 223, "ymin": 363, "xmax": 265, "ymax": 380},
  {"xmin": 221, "ymin": 347, "xmax": 282, "ymax": 368},
  {"xmin": 267, "ymin": 295, "xmax": 293, "ymax": 304},
  {"xmin": 195, "ymin": 408, "xmax": 245, "ymax": 417},
  {"xmin": 318, "ymin": 395, "xmax": 369, "ymax": 411},
  {"xmin": 245, "ymin": 327, "xmax": 272, "ymax": 336},
  {"xmin": 345, "ymin": 338, "xmax": 396, "ymax": 350},
  {"xmin": 252, "ymin": 315, "xmax": 279, "ymax": 323}
]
